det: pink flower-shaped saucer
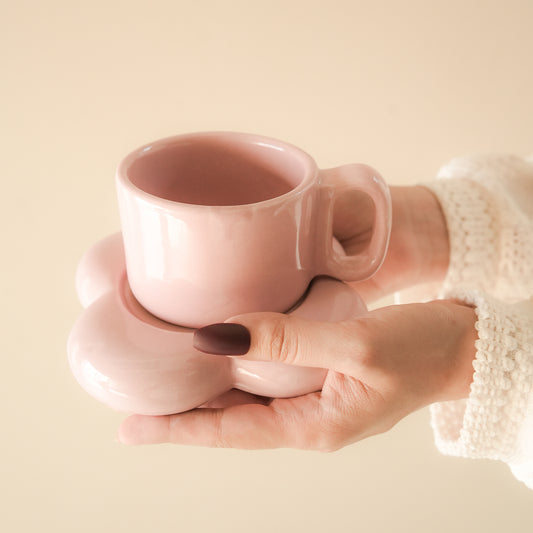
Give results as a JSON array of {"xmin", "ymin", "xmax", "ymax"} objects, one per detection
[{"xmin": 67, "ymin": 233, "xmax": 368, "ymax": 415}]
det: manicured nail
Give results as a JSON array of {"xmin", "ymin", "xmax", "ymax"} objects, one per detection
[{"xmin": 193, "ymin": 323, "xmax": 251, "ymax": 355}]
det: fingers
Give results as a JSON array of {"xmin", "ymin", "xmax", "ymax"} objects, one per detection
[
  {"xmin": 200, "ymin": 389, "xmax": 271, "ymax": 409},
  {"xmin": 332, "ymin": 189, "xmax": 375, "ymax": 246},
  {"xmin": 194, "ymin": 313, "xmax": 360, "ymax": 375},
  {"xmin": 118, "ymin": 393, "xmax": 324, "ymax": 449}
]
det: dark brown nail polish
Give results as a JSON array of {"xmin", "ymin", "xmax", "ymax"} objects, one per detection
[{"xmin": 193, "ymin": 323, "xmax": 251, "ymax": 355}]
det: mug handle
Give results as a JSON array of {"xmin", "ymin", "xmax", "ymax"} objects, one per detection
[{"xmin": 317, "ymin": 164, "xmax": 392, "ymax": 281}]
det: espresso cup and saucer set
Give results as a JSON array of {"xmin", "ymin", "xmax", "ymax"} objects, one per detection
[{"xmin": 68, "ymin": 132, "xmax": 391, "ymax": 415}]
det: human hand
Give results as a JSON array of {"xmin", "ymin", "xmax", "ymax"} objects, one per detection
[
  {"xmin": 336, "ymin": 185, "xmax": 450, "ymax": 303},
  {"xmin": 118, "ymin": 299, "xmax": 476, "ymax": 449}
]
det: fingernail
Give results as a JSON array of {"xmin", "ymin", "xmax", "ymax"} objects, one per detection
[{"xmin": 193, "ymin": 323, "xmax": 251, "ymax": 355}]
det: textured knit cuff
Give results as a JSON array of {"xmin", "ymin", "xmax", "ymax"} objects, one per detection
[
  {"xmin": 424, "ymin": 153, "xmax": 533, "ymax": 301},
  {"xmin": 430, "ymin": 290, "xmax": 533, "ymax": 461},
  {"xmin": 423, "ymin": 178, "xmax": 500, "ymax": 296}
]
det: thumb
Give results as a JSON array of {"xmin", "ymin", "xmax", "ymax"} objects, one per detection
[{"xmin": 193, "ymin": 312, "xmax": 355, "ymax": 373}]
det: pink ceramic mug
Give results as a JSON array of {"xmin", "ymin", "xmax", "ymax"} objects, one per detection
[{"xmin": 116, "ymin": 132, "xmax": 391, "ymax": 328}]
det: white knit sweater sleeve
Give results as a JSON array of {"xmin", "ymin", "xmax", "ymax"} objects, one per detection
[{"xmin": 423, "ymin": 154, "xmax": 533, "ymax": 489}]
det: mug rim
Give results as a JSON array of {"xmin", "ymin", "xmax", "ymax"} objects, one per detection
[{"xmin": 116, "ymin": 131, "xmax": 318, "ymax": 210}]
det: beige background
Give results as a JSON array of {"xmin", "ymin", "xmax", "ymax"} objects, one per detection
[{"xmin": 2, "ymin": 0, "xmax": 532, "ymax": 531}]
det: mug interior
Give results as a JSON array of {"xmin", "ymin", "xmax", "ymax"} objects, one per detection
[{"xmin": 123, "ymin": 134, "xmax": 312, "ymax": 206}]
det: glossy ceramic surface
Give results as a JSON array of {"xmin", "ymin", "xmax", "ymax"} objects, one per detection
[
  {"xmin": 117, "ymin": 132, "xmax": 390, "ymax": 327},
  {"xmin": 68, "ymin": 233, "xmax": 368, "ymax": 415}
]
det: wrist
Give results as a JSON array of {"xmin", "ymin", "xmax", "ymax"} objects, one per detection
[
  {"xmin": 387, "ymin": 185, "xmax": 450, "ymax": 290},
  {"xmin": 429, "ymin": 299, "xmax": 477, "ymax": 402}
]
